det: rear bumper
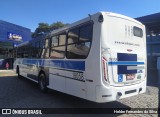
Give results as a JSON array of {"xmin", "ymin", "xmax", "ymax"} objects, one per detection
[{"xmin": 95, "ymin": 80, "xmax": 146, "ymax": 103}]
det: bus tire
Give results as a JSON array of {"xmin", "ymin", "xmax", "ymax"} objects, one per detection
[
  {"xmin": 16, "ymin": 66, "xmax": 21, "ymax": 78},
  {"xmin": 39, "ymin": 73, "xmax": 48, "ymax": 93}
]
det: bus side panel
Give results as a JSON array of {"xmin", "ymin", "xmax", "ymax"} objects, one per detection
[
  {"xmin": 15, "ymin": 59, "xmax": 28, "ymax": 77},
  {"xmin": 85, "ymin": 21, "xmax": 102, "ymax": 102},
  {"xmin": 48, "ymin": 68, "xmax": 66, "ymax": 93},
  {"xmin": 21, "ymin": 59, "xmax": 29, "ymax": 78},
  {"xmin": 66, "ymin": 78, "xmax": 86, "ymax": 99},
  {"xmin": 47, "ymin": 60, "xmax": 66, "ymax": 92},
  {"xmin": 48, "ymin": 60, "xmax": 86, "ymax": 99},
  {"xmin": 65, "ymin": 61, "xmax": 86, "ymax": 99}
]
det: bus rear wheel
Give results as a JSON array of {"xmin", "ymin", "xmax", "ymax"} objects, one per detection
[{"xmin": 39, "ymin": 73, "xmax": 48, "ymax": 93}]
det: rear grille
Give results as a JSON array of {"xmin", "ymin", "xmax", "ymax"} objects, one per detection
[{"xmin": 125, "ymin": 89, "xmax": 136, "ymax": 95}]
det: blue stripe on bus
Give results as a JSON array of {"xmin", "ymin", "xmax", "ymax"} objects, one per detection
[
  {"xmin": 50, "ymin": 60, "xmax": 85, "ymax": 71},
  {"xmin": 22, "ymin": 59, "xmax": 85, "ymax": 71},
  {"xmin": 108, "ymin": 61, "xmax": 144, "ymax": 65}
]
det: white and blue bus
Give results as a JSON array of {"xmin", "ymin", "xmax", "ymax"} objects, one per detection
[{"xmin": 14, "ymin": 12, "xmax": 146, "ymax": 103}]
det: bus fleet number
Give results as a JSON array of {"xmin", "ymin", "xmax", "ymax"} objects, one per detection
[{"xmin": 72, "ymin": 72, "xmax": 84, "ymax": 81}]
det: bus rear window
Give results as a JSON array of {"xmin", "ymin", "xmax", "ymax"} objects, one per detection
[{"xmin": 133, "ymin": 26, "xmax": 143, "ymax": 38}]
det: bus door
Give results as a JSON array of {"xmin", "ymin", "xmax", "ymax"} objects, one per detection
[{"xmin": 27, "ymin": 59, "xmax": 39, "ymax": 81}]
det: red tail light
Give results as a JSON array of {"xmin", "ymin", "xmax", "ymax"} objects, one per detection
[{"xmin": 102, "ymin": 57, "xmax": 109, "ymax": 83}]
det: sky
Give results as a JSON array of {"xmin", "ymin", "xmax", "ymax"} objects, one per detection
[{"xmin": 0, "ymin": 0, "xmax": 160, "ymax": 32}]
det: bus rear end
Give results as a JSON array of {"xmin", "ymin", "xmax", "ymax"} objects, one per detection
[{"xmin": 97, "ymin": 12, "xmax": 146, "ymax": 102}]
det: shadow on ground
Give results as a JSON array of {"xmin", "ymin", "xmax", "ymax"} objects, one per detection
[{"xmin": 0, "ymin": 75, "xmax": 130, "ymax": 116}]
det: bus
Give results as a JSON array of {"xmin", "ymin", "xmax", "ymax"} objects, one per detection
[{"xmin": 14, "ymin": 12, "xmax": 146, "ymax": 103}]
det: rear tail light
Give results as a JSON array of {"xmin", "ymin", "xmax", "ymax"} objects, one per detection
[{"xmin": 102, "ymin": 57, "xmax": 109, "ymax": 83}]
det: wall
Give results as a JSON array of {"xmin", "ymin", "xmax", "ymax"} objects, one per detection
[{"xmin": 0, "ymin": 20, "xmax": 31, "ymax": 45}]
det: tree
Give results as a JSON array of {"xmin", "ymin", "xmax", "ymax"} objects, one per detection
[
  {"xmin": 32, "ymin": 22, "xmax": 69, "ymax": 38},
  {"xmin": 50, "ymin": 21, "xmax": 67, "ymax": 31},
  {"xmin": 32, "ymin": 23, "xmax": 50, "ymax": 38}
]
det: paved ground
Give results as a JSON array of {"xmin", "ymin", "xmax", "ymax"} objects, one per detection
[
  {"xmin": 0, "ymin": 70, "xmax": 17, "ymax": 77},
  {"xmin": 0, "ymin": 70, "xmax": 159, "ymax": 117}
]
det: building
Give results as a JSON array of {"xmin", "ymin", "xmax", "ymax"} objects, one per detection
[
  {"xmin": 136, "ymin": 13, "xmax": 160, "ymax": 85},
  {"xmin": 0, "ymin": 20, "xmax": 31, "ymax": 59},
  {"xmin": 0, "ymin": 20, "xmax": 31, "ymax": 69},
  {"xmin": 136, "ymin": 14, "xmax": 160, "ymax": 69}
]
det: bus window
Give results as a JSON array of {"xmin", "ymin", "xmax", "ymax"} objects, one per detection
[
  {"xmin": 41, "ymin": 48, "xmax": 50, "ymax": 59},
  {"xmin": 59, "ymin": 33, "xmax": 66, "ymax": 45},
  {"xmin": 133, "ymin": 26, "xmax": 143, "ymax": 38},
  {"xmin": 51, "ymin": 36, "xmax": 58, "ymax": 47},
  {"xmin": 67, "ymin": 23, "xmax": 92, "ymax": 59},
  {"xmin": 68, "ymin": 28, "xmax": 79, "ymax": 44},
  {"xmin": 79, "ymin": 24, "xmax": 92, "ymax": 42},
  {"xmin": 50, "ymin": 46, "xmax": 65, "ymax": 59},
  {"xmin": 40, "ymin": 39, "xmax": 45, "ymax": 49},
  {"xmin": 45, "ymin": 39, "xmax": 50, "ymax": 48},
  {"xmin": 50, "ymin": 33, "xmax": 66, "ymax": 59}
]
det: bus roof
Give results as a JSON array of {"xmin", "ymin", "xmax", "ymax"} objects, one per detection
[
  {"xmin": 102, "ymin": 11, "xmax": 144, "ymax": 26},
  {"xmin": 49, "ymin": 11, "xmax": 144, "ymax": 36}
]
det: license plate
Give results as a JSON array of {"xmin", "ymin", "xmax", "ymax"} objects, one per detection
[{"xmin": 126, "ymin": 74, "xmax": 135, "ymax": 80}]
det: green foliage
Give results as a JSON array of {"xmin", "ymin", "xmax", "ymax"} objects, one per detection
[
  {"xmin": 50, "ymin": 21, "xmax": 66, "ymax": 30},
  {"xmin": 32, "ymin": 21, "xmax": 68, "ymax": 38}
]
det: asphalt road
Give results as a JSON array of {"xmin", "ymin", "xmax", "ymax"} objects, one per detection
[{"xmin": 0, "ymin": 70, "xmax": 158, "ymax": 117}]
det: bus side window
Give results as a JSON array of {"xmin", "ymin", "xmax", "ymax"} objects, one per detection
[
  {"xmin": 67, "ymin": 22, "xmax": 93, "ymax": 59},
  {"xmin": 51, "ymin": 36, "xmax": 58, "ymax": 47},
  {"xmin": 50, "ymin": 33, "xmax": 66, "ymax": 59},
  {"xmin": 41, "ymin": 48, "xmax": 50, "ymax": 59},
  {"xmin": 67, "ymin": 28, "xmax": 79, "ymax": 44},
  {"xmin": 79, "ymin": 24, "xmax": 92, "ymax": 42}
]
